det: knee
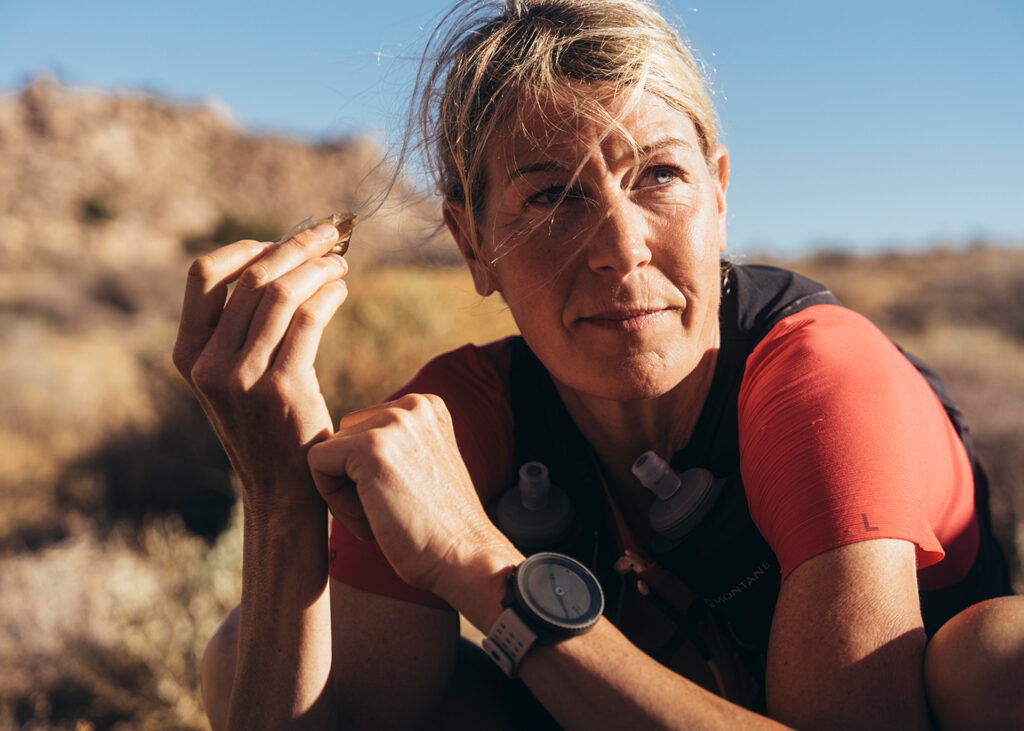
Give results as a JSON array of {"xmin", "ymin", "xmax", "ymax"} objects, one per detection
[
  {"xmin": 202, "ymin": 605, "xmax": 240, "ymax": 731},
  {"xmin": 925, "ymin": 595, "xmax": 1024, "ymax": 729}
]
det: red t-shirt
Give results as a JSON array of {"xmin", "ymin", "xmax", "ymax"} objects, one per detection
[{"xmin": 327, "ymin": 304, "xmax": 977, "ymax": 606}]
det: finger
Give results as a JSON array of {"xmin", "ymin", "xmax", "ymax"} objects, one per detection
[
  {"xmin": 308, "ymin": 440, "xmax": 376, "ymax": 540},
  {"xmin": 335, "ymin": 398, "xmax": 403, "ymax": 432},
  {"xmin": 246, "ymin": 257, "xmax": 348, "ymax": 373},
  {"xmin": 173, "ymin": 239, "xmax": 274, "ymax": 378},
  {"xmin": 308, "ymin": 437, "xmax": 351, "ymax": 486},
  {"xmin": 206, "ymin": 223, "xmax": 341, "ymax": 359},
  {"xmin": 337, "ymin": 514, "xmax": 375, "ymax": 542},
  {"xmin": 330, "ymin": 483, "xmax": 367, "ymax": 520},
  {"xmin": 272, "ymin": 278, "xmax": 348, "ymax": 374}
]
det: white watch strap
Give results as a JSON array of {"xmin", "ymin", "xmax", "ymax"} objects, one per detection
[{"xmin": 481, "ymin": 607, "xmax": 539, "ymax": 678}]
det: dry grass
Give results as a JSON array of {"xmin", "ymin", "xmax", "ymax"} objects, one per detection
[
  {"xmin": 1, "ymin": 245, "xmax": 1021, "ymax": 728},
  {"xmin": 0, "ymin": 262, "xmax": 516, "ymax": 729}
]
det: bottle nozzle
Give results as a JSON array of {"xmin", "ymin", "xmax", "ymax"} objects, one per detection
[
  {"xmin": 518, "ymin": 461, "xmax": 550, "ymax": 510},
  {"xmin": 631, "ymin": 451, "xmax": 681, "ymax": 500}
]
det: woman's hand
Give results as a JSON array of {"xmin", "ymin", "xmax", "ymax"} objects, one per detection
[
  {"xmin": 173, "ymin": 223, "xmax": 348, "ymax": 512},
  {"xmin": 307, "ymin": 393, "xmax": 521, "ymax": 608}
]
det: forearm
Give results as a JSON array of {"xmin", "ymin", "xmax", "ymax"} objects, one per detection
[
  {"xmin": 228, "ymin": 495, "xmax": 336, "ymax": 730},
  {"xmin": 446, "ymin": 552, "xmax": 788, "ymax": 731},
  {"xmin": 522, "ymin": 619, "xmax": 788, "ymax": 730}
]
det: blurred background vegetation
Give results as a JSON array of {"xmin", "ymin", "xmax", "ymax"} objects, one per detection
[{"xmin": 0, "ymin": 79, "xmax": 1021, "ymax": 729}]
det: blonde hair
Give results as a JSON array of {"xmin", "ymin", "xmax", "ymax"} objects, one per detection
[{"xmin": 416, "ymin": 0, "xmax": 718, "ymax": 249}]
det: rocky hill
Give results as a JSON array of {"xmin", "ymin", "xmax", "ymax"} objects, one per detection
[{"xmin": 0, "ymin": 74, "xmax": 452, "ymax": 316}]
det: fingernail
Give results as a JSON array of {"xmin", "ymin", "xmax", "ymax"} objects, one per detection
[{"xmin": 311, "ymin": 223, "xmax": 338, "ymax": 240}]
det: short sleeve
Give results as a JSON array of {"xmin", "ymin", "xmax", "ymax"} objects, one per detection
[
  {"xmin": 328, "ymin": 338, "xmax": 516, "ymax": 607},
  {"xmin": 738, "ymin": 305, "xmax": 976, "ymax": 582}
]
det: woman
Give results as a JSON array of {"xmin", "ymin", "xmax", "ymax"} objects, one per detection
[{"xmin": 179, "ymin": 1, "xmax": 1022, "ymax": 728}]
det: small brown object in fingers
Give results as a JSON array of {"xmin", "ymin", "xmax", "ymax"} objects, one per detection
[{"xmin": 277, "ymin": 212, "xmax": 358, "ymax": 255}]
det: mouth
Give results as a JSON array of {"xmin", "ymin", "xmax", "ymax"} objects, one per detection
[{"xmin": 576, "ymin": 306, "xmax": 679, "ymax": 332}]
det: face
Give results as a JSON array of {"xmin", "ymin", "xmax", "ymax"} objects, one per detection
[{"xmin": 446, "ymin": 85, "xmax": 729, "ymax": 403}]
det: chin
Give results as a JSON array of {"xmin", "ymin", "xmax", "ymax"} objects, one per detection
[{"xmin": 552, "ymin": 351, "xmax": 692, "ymax": 403}]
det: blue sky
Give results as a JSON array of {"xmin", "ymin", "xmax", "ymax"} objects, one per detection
[{"xmin": 2, "ymin": 0, "xmax": 1021, "ymax": 254}]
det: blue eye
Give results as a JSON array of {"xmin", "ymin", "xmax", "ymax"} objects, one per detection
[{"xmin": 648, "ymin": 167, "xmax": 677, "ymax": 185}]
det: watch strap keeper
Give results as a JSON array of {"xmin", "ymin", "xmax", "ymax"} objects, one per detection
[{"xmin": 481, "ymin": 607, "xmax": 539, "ymax": 678}]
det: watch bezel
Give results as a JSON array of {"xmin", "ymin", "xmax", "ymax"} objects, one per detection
[{"xmin": 511, "ymin": 552, "xmax": 604, "ymax": 637}]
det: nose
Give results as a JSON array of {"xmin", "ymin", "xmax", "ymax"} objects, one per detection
[{"xmin": 586, "ymin": 198, "xmax": 652, "ymax": 277}]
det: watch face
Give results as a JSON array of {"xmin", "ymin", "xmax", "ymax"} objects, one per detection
[{"xmin": 515, "ymin": 553, "xmax": 604, "ymax": 634}]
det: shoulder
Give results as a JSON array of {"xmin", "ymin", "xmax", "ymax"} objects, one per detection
[
  {"xmin": 738, "ymin": 304, "xmax": 922, "ymax": 438},
  {"xmin": 741, "ymin": 303, "xmax": 905, "ymax": 385},
  {"xmin": 737, "ymin": 304, "xmax": 972, "ymax": 579}
]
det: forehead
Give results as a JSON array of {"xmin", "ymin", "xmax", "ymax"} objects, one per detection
[{"xmin": 490, "ymin": 83, "xmax": 701, "ymax": 174}]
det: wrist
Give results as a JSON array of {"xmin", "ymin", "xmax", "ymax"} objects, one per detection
[
  {"xmin": 242, "ymin": 479, "xmax": 326, "ymax": 523},
  {"xmin": 432, "ymin": 539, "xmax": 524, "ymax": 634},
  {"xmin": 242, "ymin": 491, "xmax": 328, "ymax": 547}
]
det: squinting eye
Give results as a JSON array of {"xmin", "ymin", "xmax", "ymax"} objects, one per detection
[
  {"xmin": 648, "ymin": 167, "xmax": 677, "ymax": 185},
  {"xmin": 528, "ymin": 186, "xmax": 582, "ymax": 206}
]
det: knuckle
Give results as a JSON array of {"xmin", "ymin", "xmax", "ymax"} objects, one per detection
[
  {"xmin": 292, "ymin": 302, "xmax": 324, "ymax": 330},
  {"xmin": 264, "ymin": 371, "xmax": 294, "ymax": 399},
  {"xmin": 237, "ymin": 262, "xmax": 271, "ymax": 290},
  {"xmin": 292, "ymin": 229, "xmax": 326, "ymax": 252},
  {"xmin": 397, "ymin": 392, "xmax": 449, "ymax": 422},
  {"xmin": 224, "ymin": 371, "xmax": 252, "ymax": 399},
  {"xmin": 189, "ymin": 357, "xmax": 220, "ymax": 392},
  {"xmin": 187, "ymin": 254, "xmax": 218, "ymax": 284},
  {"xmin": 264, "ymin": 279, "xmax": 295, "ymax": 306},
  {"xmin": 422, "ymin": 392, "xmax": 447, "ymax": 412},
  {"xmin": 363, "ymin": 427, "xmax": 391, "ymax": 453},
  {"xmin": 394, "ymin": 392, "xmax": 427, "ymax": 411}
]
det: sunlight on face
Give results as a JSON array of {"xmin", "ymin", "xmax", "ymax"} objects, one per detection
[{"xmin": 477, "ymin": 84, "xmax": 729, "ymax": 403}]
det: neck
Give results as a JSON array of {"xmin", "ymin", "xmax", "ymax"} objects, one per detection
[{"xmin": 552, "ymin": 344, "xmax": 720, "ymax": 492}]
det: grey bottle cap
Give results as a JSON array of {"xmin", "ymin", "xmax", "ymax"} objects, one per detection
[
  {"xmin": 632, "ymin": 451, "xmax": 682, "ymax": 500},
  {"xmin": 648, "ymin": 468, "xmax": 721, "ymax": 541},
  {"xmin": 518, "ymin": 461, "xmax": 550, "ymax": 511}
]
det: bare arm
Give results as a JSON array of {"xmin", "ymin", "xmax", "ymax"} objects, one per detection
[
  {"xmin": 309, "ymin": 403, "xmax": 938, "ymax": 729},
  {"xmin": 465, "ymin": 539, "xmax": 927, "ymax": 730},
  {"xmin": 231, "ymin": 504, "xmax": 336, "ymax": 729},
  {"xmin": 174, "ymin": 224, "xmax": 348, "ymax": 729},
  {"xmin": 330, "ymin": 579, "xmax": 461, "ymax": 728},
  {"xmin": 766, "ymin": 538, "xmax": 931, "ymax": 729}
]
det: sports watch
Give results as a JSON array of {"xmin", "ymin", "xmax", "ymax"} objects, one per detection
[{"xmin": 482, "ymin": 552, "xmax": 604, "ymax": 677}]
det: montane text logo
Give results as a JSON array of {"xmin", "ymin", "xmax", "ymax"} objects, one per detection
[{"xmin": 703, "ymin": 559, "xmax": 774, "ymax": 608}]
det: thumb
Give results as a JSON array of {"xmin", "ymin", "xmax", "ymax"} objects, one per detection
[{"xmin": 308, "ymin": 440, "xmax": 375, "ymax": 540}]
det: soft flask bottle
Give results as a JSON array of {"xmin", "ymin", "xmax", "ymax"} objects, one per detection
[
  {"xmin": 495, "ymin": 461, "xmax": 575, "ymax": 550},
  {"xmin": 631, "ymin": 451, "xmax": 723, "ymax": 551}
]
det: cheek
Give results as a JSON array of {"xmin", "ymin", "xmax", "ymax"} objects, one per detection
[{"xmin": 652, "ymin": 209, "xmax": 719, "ymax": 275}]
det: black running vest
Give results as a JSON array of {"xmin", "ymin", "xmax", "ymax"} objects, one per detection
[{"xmin": 499, "ymin": 263, "xmax": 1010, "ymax": 697}]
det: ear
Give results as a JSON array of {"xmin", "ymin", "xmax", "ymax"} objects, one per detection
[
  {"xmin": 443, "ymin": 202, "xmax": 498, "ymax": 296},
  {"xmin": 711, "ymin": 145, "xmax": 730, "ymax": 253}
]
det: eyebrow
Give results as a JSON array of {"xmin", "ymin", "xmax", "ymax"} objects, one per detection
[
  {"xmin": 503, "ymin": 135, "xmax": 697, "ymax": 189},
  {"xmin": 638, "ymin": 136, "xmax": 696, "ymax": 157},
  {"xmin": 505, "ymin": 160, "xmax": 569, "ymax": 189}
]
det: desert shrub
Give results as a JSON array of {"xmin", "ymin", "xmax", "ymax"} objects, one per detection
[
  {"xmin": 0, "ymin": 512, "xmax": 243, "ymax": 730},
  {"xmin": 89, "ymin": 271, "xmax": 140, "ymax": 315},
  {"xmin": 79, "ymin": 192, "xmax": 119, "ymax": 224},
  {"xmin": 56, "ymin": 405, "xmax": 234, "ymax": 544}
]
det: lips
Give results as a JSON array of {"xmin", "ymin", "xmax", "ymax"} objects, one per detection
[{"xmin": 576, "ymin": 306, "xmax": 680, "ymax": 331}]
